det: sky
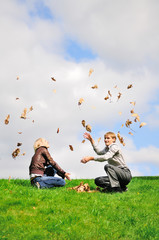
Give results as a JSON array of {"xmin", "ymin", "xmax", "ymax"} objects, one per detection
[{"xmin": 0, "ymin": 0, "xmax": 159, "ymax": 179}]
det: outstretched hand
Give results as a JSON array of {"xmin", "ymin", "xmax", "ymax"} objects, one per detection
[
  {"xmin": 83, "ymin": 132, "xmax": 94, "ymax": 144},
  {"xmin": 65, "ymin": 173, "xmax": 71, "ymax": 181},
  {"xmin": 81, "ymin": 156, "xmax": 94, "ymax": 164}
]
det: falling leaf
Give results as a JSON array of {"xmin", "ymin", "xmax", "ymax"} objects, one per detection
[
  {"xmin": 127, "ymin": 84, "xmax": 133, "ymax": 89},
  {"xmin": 32, "ymin": 120, "xmax": 35, "ymax": 123},
  {"xmin": 69, "ymin": 145, "xmax": 74, "ymax": 151},
  {"xmin": 82, "ymin": 140, "xmax": 85, "ymax": 143},
  {"xmin": 4, "ymin": 114, "xmax": 10, "ymax": 124},
  {"xmin": 129, "ymin": 132, "xmax": 133, "ymax": 136},
  {"xmin": 89, "ymin": 68, "xmax": 94, "ymax": 76},
  {"xmin": 78, "ymin": 98, "xmax": 84, "ymax": 106},
  {"xmin": 17, "ymin": 142, "xmax": 22, "ymax": 147},
  {"xmin": 114, "ymin": 85, "xmax": 117, "ymax": 88},
  {"xmin": 29, "ymin": 106, "xmax": 33, "ymax": 112},
  {"xmin": 17, "ymin": 76, "xmax": 19, "ymax": 80},
  {"xmin": 86, "ymin": 124, "xmax": 92, "ymax": 132},
  {"xmin": 132, "ymin": 113, "xmax": 140, "ymax": 122},
  {"xmin": 51, "ymin": 77, "xmax": 56, "ymax": 81},
  {"xmin": 119, "ymin": 112, "xmax": 122, "ymax": 116},
  {"xmin": 125, "ymin": 119, "xmax": 132, "ymax": 128},
  {"xmin": 121, "ymin": 124, "xmax": 124, "ymax": 128},
  {"xmin": 104, "ymin": 95, "xmax": 109, "ymax": 101},
  {"xmin": 81, "ymin": 120, "xmax": 86, "ymax": 127},
  {"xmin": 139, "ymin": 122, "xmax": 147, "ymax": 128},
  {"xmin": 22, "ymin": 152, "xmax": 26, "ymax": 156},
  {"xmin": 57, "ymin": 128, "xmax": 59, "ymax": 133},
  {"xmin": 117, "ymin": 92, "xmax": 122, "ymax": 101},
  {"xmin": 97, "ymin": 137, "xmax": 101, "ymax": 143},
  {"xmin": 130, "ymin": 109, "xmax": 134, "ymax": 114},
  {"xmin": 20, "ymin": 108, "xmax": 27, "ymax": 119},
  {"xmin": 16, "ymin": 97, "xmax": 19, "ymax": 100},
  {"xmin": 18, "ymin": 132, "xmax": 22, "ymax": 134},
  {"xmin": 12, "ymin": 148, "xmax": 20, "ymax": 159},
  {"xmin": 108, "ymin": 90, "xmax": 112, "ymax": 97},
  {"xmin": 130, "ymin": 101, "xmax": 136, "ymax": 106},
  {"xmin": 117, "ymin": 132, "xmax": 125, "ymax": 146},
  {"xmin": 53, "ymin": 89, "xmax": 56, "ymax": 93},
  {"xmin": 91, "ymin": 84, "xmax": 98, "ymax": 89}
]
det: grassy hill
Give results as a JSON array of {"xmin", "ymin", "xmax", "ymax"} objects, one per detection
[{"xmin": 0, "ymin": 177, "xmax": 159, "ymax": 240}]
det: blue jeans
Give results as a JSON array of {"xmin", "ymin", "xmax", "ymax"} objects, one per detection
[{"xmin": 32, "ymin": 165, "xmax": 65, "ymax": 189}]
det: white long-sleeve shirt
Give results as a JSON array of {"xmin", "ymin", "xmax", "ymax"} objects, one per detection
[{"xmin": 92, "ymin": 142, "xmax": 127, "ymax": 168}]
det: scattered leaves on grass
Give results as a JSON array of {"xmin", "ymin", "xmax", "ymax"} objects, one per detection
[
  {"xmin": 4, "ymin": 114, "xmax": 10, "ymax": 124},
  {"xmin": 69, "ymin": 182, "xmax": 99, "ymax": 193}
]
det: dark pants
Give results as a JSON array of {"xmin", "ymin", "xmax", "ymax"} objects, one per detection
[
  {"xmin": 31, "ymin": 165, "xmax": 65, "ymax": 189},
  {"xmin": 95, "ymin": 164, "xmax": 132, "ymax": 189}
]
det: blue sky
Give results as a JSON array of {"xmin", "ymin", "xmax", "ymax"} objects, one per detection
[{"xmin": 0, "ymin": 0, "xmax": 159, "ymax": 179}]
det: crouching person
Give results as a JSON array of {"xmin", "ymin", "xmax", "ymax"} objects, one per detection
[
  {"xmin": 29, "ymin": 138, "xmax": 71, "ymax": 189},
  {"xmin": 81, "ymin": 132, "xmax": 132, "ymax": 193}
]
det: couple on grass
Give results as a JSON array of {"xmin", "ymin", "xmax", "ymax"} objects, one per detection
[{"xmin": 29, "ymin": 131, "xmax": 132, "ymax": 193}]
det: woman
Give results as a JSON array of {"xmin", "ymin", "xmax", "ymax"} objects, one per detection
[{"xmin": 29, "ymin": 138, "xmax": 71, "ymax": 189}]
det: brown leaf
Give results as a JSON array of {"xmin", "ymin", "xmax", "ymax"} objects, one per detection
[
  {"xmin": 121, "ymin": 124, "xmax": 124, "ymax": 128},
  {"xmin": 129, "ymin": 132, "xmax": 133, "ymax": 136},
  {"xmin": 12, "ymin": 148, "xmax": 20, "ymax": 159},
  {"xmin": 88, "ymin": 68, "xmax": 94, "ymax": 76},
  {"xmin": 130, "ymin": 109, "xmax": 134, "ymax": 114},
  {"xmin": 117, "ymin": 132, "xmax": 125, "ymax": 146},
  {"xmin": 127, "ymin": 84, "xmax": 133, "ymax": 89},
  {"xmin": 57, "ymin": 128, "xmax": 59, "ymax": 133},
  {"xmin": 4, "ymin": 114, "xmax": 10, "ymax": 124},
  {"xmin": 51, "ymin": 77, "xmax": 56, "ymax": 81},
  {"xmin": 20, "ymin": 108, "xmax": 27, "ymax": 119},
  {"xmin": 16, "ymin": 97, "xmax": 19, "ymax": 100},
  {"xmin": 119, "ymin": 112, "xmax": 122, "ymax": 116},
  {"xmin": 82, "ymin": 139, "xmax": 85, "ymax": 143},
  {"xmin": 108, "ymin": 90, "xmax": 112, "ymax": 97},
  {"xmin": 53, "ymin": 89, "xmax": 56, "ymax": 93},
  {"xmin": 17, "ymin": 142, "xmax": 22, "ymax": 147},
  {"xmin": 125, "ymin": 119, "xmax": 132, "ymax": 128},
  {"xmin": 29, "ymin": 106, "xmax": 33, "ymax": 112},
  {"xmin": 117, "ymin": 92, "xmax": 122, "ymax": 101},
  {"xmin": 81, "ymin": 120, "xmax": 86, "ymax": 127},
  {"xmin": 18, "ymin": 132, "xmax": 22, "ymax": 134},
  {"xmin": 130, "ymin": 101, "xmax": 136, "ymax": 106},
  {"xmin": 97, "ymin": 137, "xmax": 101, "ymax": 143},
  {"xmin": 78, "ymin": 98, "xmax": 84, "ymax": 106},
  {"xmin": 139, "ymin": 122, "xmax": 147, "ymax": 128},
  {"xmin": 104, "ymin": 95, "xmax": 109, "ymax": 101},
  {"xmin": 17, "ymin": 76, "xmax": 19, "ymax": 80},
  {"xmin": 21, "ymin": 152, "xmax": 26, "ymax": 156},
  {"xmin": 69, "ymin": 145, "xmax": 74, "ymax": 151},
  {"xmin": 86, "ymin": 124, "xmax": 92, "ymax": 132},
  {"xmin": 132, "ymin": 113, "xmax": 140, "ymax": 122},
  {"xmin": 91, "ymin": 84, "xmax": 98, "ymax": 89}
]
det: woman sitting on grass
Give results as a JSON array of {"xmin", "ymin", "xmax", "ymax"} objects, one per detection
[
  {"xmin": 81, "ymin": 132, "xmax": 132, "ymax": 193},
  {"xmin": 29, "ymin": 138, "xmax": 71, "ymax": 189}
]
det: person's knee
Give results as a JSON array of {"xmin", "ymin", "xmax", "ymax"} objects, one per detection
[{"xmin": 95, "ymin": 177, "xmax": 100, "ymax": 186}]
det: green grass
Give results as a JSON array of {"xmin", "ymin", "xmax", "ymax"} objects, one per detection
[{"xmin": 0, "ymin": 177, "xmax": 159, "ymax": 240}]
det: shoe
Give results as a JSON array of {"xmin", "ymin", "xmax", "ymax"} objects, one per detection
[
  {"xmin": 122, "ymin": 186, "xmax": 128, "ymax": 192},
  {"xmin": 34, "ymin": 182, "xmax": 40, "ymax": 189}
]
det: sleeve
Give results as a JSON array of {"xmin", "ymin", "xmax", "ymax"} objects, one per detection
[
  {"xmin": 43, "ymin": 148, "xmax": 66, "ymax": 178},
  {"xmin": 93, "ymin": 143, "xmax": 120, "ymax": 162},
  {"xmin": 91, "ymin": 142, "xmax": 107, "ymax": 155}
]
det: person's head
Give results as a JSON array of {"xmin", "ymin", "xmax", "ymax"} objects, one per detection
[
  {"xmin": 33, "ymin": 138, "xmax": 50, "ymax": 151},
  {"xmin": 104, "ymin": 132, "xmax": 116, "ymax": 146}
]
